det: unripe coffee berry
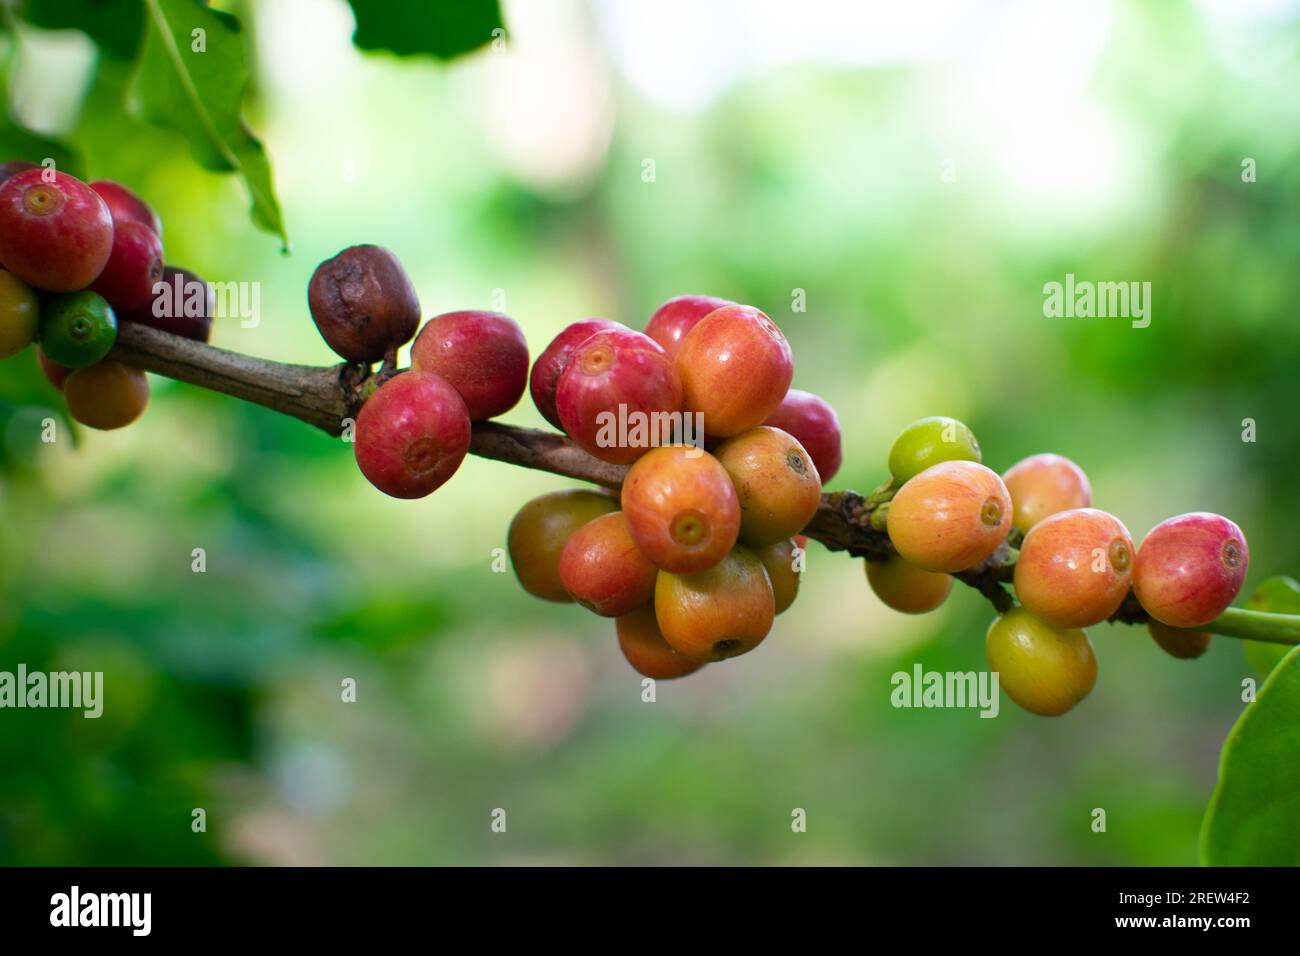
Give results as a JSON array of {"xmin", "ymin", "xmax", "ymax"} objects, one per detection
[
  {"xmin": 38, "ymin": 290, "xmax": 117, "ymax": 368},
  {"xmin": 308, "ymin": 245, "xmax": 420, "ymax": 363},
  {"xmin": 885, "ymin": 460, "xmax": 1012, "ymax": 573},
  {"xmin": 1148, "ymin": 621, "xmax": 1211, "ymax": 660},
  {"xmin": 755, "ymin": 538, "xmax": 801, "ymax": 615},
  {"xmin": 353, "ymin": 370, "xmax": 471, "ymax": 499},
  {"xmin": 713, "ymin": 425, "xmax": 821, "ymax": 547},
  {"xmin": 64, "ymin": 361, "xmax": 150, "ymax": 430},
  {"xmin": 985, "ymin": 608, "xmax": 1097, "ymax": 717},
  {"xmin": 1133, "ymin": 512, "xmax": 1249, "ymax": 628},
  {"xmin": 865, "ymin": 555, "xmax": 952, "ymax": 614},
  {"xmin": 887, "ymin": 416, "xmax": 981, "ymax": 484},
  {"xmin": 0, "ymin": 169, "xmax": 113, "ymax": 292},
  {"xmin": 654, "ymin": 545, "xmax": 775, "ymax": 661},
  {"xmin": 1013, "ymin": 508, "xmax": 1134, "ymax": 629},
  {"xmin": 615, "ymin": 606, "xmax": 705, "ymax": 680},
  {"xmin": 508, "ymin": 489, "xmax": 619, "ymax": 603},
  {"xmin": 0, "ymin": 269, "xmax": 40, "ymax": 359},
  {"xmin": 1002, "ymin": 453, "xmax": 1092, "ymax": 532},
  {"xmin": 410, "ymin": 310, "xmax": 529, "ymax": 421}
]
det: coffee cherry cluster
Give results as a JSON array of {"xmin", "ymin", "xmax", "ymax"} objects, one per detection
[
  {"xmin": 0, "ymin": 161, "xmax": 214, "ymax": 430},
  {"xmin": 864, "ymin": 417, "xmax": 1251, "ymax": 716}
]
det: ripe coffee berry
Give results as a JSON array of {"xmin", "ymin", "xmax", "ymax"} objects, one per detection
[
  {"xmin": 308, "ymin": 245, "xmax": 420, "ymax": 363},
  {"xmin": 1133, "ymin": 512, "xmax": 1249, "ymax": 628},
  {"xmin": 555, "ymin": 328, "xmax": 683, "ymax": 464},
  {"xmin": 755, "ymin": 538, "xmax": 801, "ymax": 615},
  {"xmin": 36, "ymin": 347, "xmax": 71, "ymax": 390},
  {"xmin": 90, "ymin": 180, "xmax": 162, "ymax": 237},
  {"xmin": 621, "ymin": 445, "xmax": 740, "ymax": 573},
  {"xmin": 0, "ymin": 160, "xmax": 37, "ymax": 184},
  {"xmin": 886, "ymin": 461, "xmax": 1011, "ymax": 573},
  {"xmin": 64, "ymin": 361, "xmax": 150, "ymax": 430},
  {"xmin": 353, "ymin": 370, "xmax": 471, "ymax": 499},
  {"xmin": 1148, "ymin": 621, "xmax": 1212, "ymax": 660},
  {"xmin": 508, "ymin": 489, "xmax": 618, "ymax": 602},
  {"xmin": 558, "ymin": 511, "xmax": 659, "ymax": 616},
  {"xmin": 654, "ymin": 545, "xmax": 775, "ymax": 661},
  {"xmin": 643, "ymin": 294, "xmax": 731, "ymax": 360},
  {"xmin": 1002, "ymin": 453, "xmax": 1092, "ymax": 532},
  {"xmin": 985, "ymin": 608, "xmax": 1097, "ymax": 717},
  {"xmin": 714, "ymin": 426, "xmax": 821, "ymax": 547},
  {"xmin": 615, "ymin": 606, "xmax": 705, "ymax": 680},
  {"xmin": 0, "ymin": 169, "xmax": 113, "ymax": 292},
  {"xmin": 410, "ymin": 310, "xmax": 529, "ymax": 421},
  {"xmin": 1013, "ymin": 508, "xmax": 1134, "ymax": 629},
  {"xmin": 123, "ymin": 266, "xmax": 214, "ymax": 342},
  {"xmin": 529, "ymin": 318, "xmax": 623, "ymax": 429},
  {"xmin": 90, "ymin": 219, "xmax": 165, "ymax": 312},
  {"xmin": 763, "ymin": 388, "xmax": 843, "ymax": 483},
  {"xmin": 887, "ymin": 416, "xmax": 981, "ymax": 484},
  {"xmin": 675, "ymin": 304, "xmax": 793, "ymax": 437},
  {"xmin": 0, "ymin": 269, "xmax": 39, "ymax": 359},
  {"xmin": 865, "ymin": 555, "xmax": 952, "ymax": 614},
  {"xmin": 38, "ymin": 291, "xmax": 117, "ymax": 368}
]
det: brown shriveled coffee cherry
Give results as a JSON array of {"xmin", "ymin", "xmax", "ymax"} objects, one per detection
[{"xmin": 308, "ymin": 245, "xmax": 420, "ymax": 363}]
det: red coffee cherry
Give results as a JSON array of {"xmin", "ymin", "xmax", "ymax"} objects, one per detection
[
  {"xmin": 1133, "ymin": 512, "xmax": 1249, "ymax": 628},
  {"xmin": 555, "ymin": 328, "xmax": 683, "ymax": 464},
  {"xmin": 353, "ymin": 371, "xmax": 471, "ymax": 499},
  {"xmin": 621, "ymin": 445, "xmax": 740, "ymax": 574},
  {"xmin": 558, "ymin": 511, "xmax": 658, "ymax": 617},
  {"xmin": 36, "ymin": 346, "xmax": 71, "ymax": 390},
  {"xmin": 1148, "ymin": 621, "xmax": 1212, "ymax": 660},
  {"xmin": 713, "ymin": 425, "xmax": 821, "ymax": 547},
  {"xmin": 308, "ymin": 245, "xmax": 420, "ymax": 363},
  {"xmin": 755, "ymin": 538, "xmax": 801, "ymax": 615},
  {"xmin": 1002, "ymin": 453, "xmax": 1092, "ymax": 532},
  {"xmin": 865, "ymin": 555, "xmax": 952, "ymax": 614},
  {"xmin": 64, "ymin": 361, "xmax": 150, "ymax": 430},
  {"xmin": 654, "ymin": 545, "xmax": 775, "ymax": 661},
  {"xmin": 615, "ymin": 606, "xmax": 705, "ymax": 680},
  {"xmin": 675, "ymin": 304, "xmax": 793, "ymax": 437},
  {"xmin": 0, "ymin": 160, "xmax": 38, "ymax": 185},
  {"xmin": 763, "ymin": 388, "xmax": 843, "ymax": 483},
  {"xmin": 529, "ymin": 318, "xmax": 624, "ymax": 429},
  {"xmin": 0, "ymin": 169, "xmax": 113, "ymax": 292},
  {"xmin": 643, "ymin": 294, "xmax": 731, "ymax": 360},
  {"xmin": 90, "ymin": 180, "xmax": 162, "ymax": 237},
  {"xmin": 508, "ymin": 489, "xmax": 619, "ymax": 603},
  {"xmin": 410, "ymin": 310, "xmax": 529, "ymax": 421},
  {"xmin": 122, "ymin": 265, "xmax": 214, "ymax": 342},
  {"xmin": 886, "ymin": 461, "xmax": 1012, "ymax": 573},
  {"xmin": 1014, "ymin": 508, "xmax": 1134, "ymax": 628},
  {"xmin": 89, "ymin": 219, "xmax": 164, "ymax": 312}
]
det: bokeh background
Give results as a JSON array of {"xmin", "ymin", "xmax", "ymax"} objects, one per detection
[{"xmin": 2, "ymin": 0, "xmax": 1298, "ymax": 865}]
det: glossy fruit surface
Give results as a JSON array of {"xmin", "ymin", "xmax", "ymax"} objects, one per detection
[
  {"xmin": 886, "ymin": 461, "xmax": 1011, "ymax": 573},
  {"xmin": 123, "ymin": 265, "xmax": 214, "ymax": 342},
  {"xmin": 985, "ymin": 608, "xmax": 1097, "ymax": 716},
  {"xmin": 675, "ymin": 304, "xmax": 793, "ymax": 437},
  {"xmin": 508, "ymin": 489, "xmax": 619, "ymax": 602},
  {"xmin": 643, "ymin": 294, "xmax": 731, "ymax": 360},
  {"xmin": 64, "ymin": 361, "xmax": 150, "ymax": 429},
  {"xmin": 529, "ymin": 318, "xmax": 623, "ymax": 429},
  {"xmin": 558, "ymin": 511, "xmax": 658, "ymax": 617},
  {"xmin": 0, "ymin": 169, "xmax": 113, "ymax": 292},
  {"xmin": 1013, "ymin": 508, "xmax": 1134, "ymax": 628},
  {"xmin": 1133, "ymin": 512, "xmax": 1249, "ymax": 628},
  {"xmin": 308, "ymin": 245, "xmax": 420, "ymax": 363},
  {"xmin": 655, "ymin": 545, "xmax": 775, "ymax": 661},
  {"xmin": 714, "ymin": 425, "xmax": 821, "ymax": 547},
  {"xmin": 762, "ymin": 388, "xmax": 843, "ymax": 483},
  {"xmin": 555, "ymin": 328, "xmax": 683, "ymax": 464},
  {"xmin": 0, "ymin": 160, "xmax": 37, "ymax": 184},
  {"xmin": 1002, "ymin": 453, "xmax": 1092, "ymax": 532},
  {"xmin": 1148, "ymin": 621, "xmax": 1212, "ymax": 660},
  {"xmin": 410, "ymin": 310, "xmax": 529, "ymax": 420},
  {"xmin": 865, "ymin": 556, "xmax": 952, "ymax": 614},
  {"xmin": 755, "ymin": 538, "xmax": 800, "ymax": 614},
  {"xmin": 615, "ymin": 606, "xmax": 705, "ymax": 679},
  {"xmin": 89, "ymin": 218, "xmax": 164, "ymax": 312},
  {"xmin": 38, "ymin": 291, "xmax": 117, "ymax": 368},
  {"xmin": 90, "ymin": 180, "xmax": 162, "ymax": 237},
  {"xmin": 36, "ymin": 347, "xmax": 70, "ymax": 389},
  {"xmin": 621, "ymin": 445, "xmax": 740, "ymax": 573},
  {"xmin": 353, "ymin": 370, "xmax": 471, "ymax": 498},
  {"xmin": 887, "ymin": 416, "xmax": 981, "ymax": 484},
  {"xmin": 0, "ymin": 269, "xmax": 39, "ymax": 358}
]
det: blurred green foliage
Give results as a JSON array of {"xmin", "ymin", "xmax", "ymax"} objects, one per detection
[{"xmin": 1, "ymin": 0, "xmax": 1298, "ymax": 865}]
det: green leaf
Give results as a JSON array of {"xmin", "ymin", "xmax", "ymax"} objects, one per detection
[
  {"xmin": 1199, "ymin": 644, "xmax": 1300, "ymax": 865},
  {"xmin": 346, "ymin": 0, "xmax": 503, "ymax": 59},
  {"xmin": 130, "ymin": 0, "xmax": 286, "ymax": 244},
  {"xmin": 0, "ymin": 22, "xmax": 83, "ymax": 173},
  {"xmin": 19, "ymin": 0, "xmax": 146, "ymax": 61},
  {"xmin": 1243, "ymin": 576, "xmax": 1300, "ymax": 676}
]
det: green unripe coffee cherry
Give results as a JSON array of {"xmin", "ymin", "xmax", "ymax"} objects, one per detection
[
  {"xmin": 38, "ymin": 290, "xmax": 118, "ymax": 368},
  {"xmin": 985, "ymin": 607, "xmax": 1096, "ymax": 716},
  {"xmin": 887, "ymin": 416, "xmax": 981, "ymax": 484},
  {"xmin": 0, "ymin": 269, "xmax": 40, "ymax": 359}
]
